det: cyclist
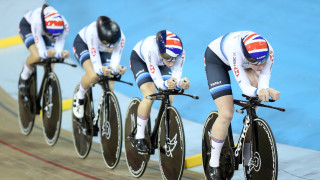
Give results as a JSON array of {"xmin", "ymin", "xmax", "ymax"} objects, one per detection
[
  {"xmin": 72, "ymin": 16, "xmax": 126, "ymax": 119},
  {"xmin": 204, "ymin": 31, "xmax": 280, "ymax": 179},
  {"xmin": 18, "ymin": 4, "xmax": 69, "ymax": 97},
  {"xmin": 130, "ymin": 30, "xmax": 191, "ymax": 154}
]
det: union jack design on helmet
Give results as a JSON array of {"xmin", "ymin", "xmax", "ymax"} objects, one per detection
[
  {"xmin": 43, "ymin": 6, "xmax": 64, "ymax": 38},
  {"xmin": 156, "ymin": 30, "xmax": 183, "ymax": 61},
  {"xmin": 241, "ymin": 31, "xmax": 269, "ymax": 65}
]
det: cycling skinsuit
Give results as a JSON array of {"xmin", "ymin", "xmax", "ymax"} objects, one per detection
[
  {"xmin": 205, "ymin": 31, "xmax": 275, "ymax": 100},
  {"xmin": 19, "ymin": 7, "xmax": 69, "ymax": 59},
  {"xmin": 73, "ymin": 21, "xmax": 125, "ymax": 76},
  {"xmin": 130, "ymin": 35, "xmax": 185, "ymax": 89}
]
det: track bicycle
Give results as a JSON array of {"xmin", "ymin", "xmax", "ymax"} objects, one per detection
[
  {"xmin": 124, "ymin": 89, "xmax": 199, "ymax": 180},
  {"xmin": 202, "ymin": 94, "xmax": 285, "ymax": 180},
  {"xmin": 17, "ymin": 58, "xmax": 76, "ymax": 146},
  {"xmin": 72, "ymin": 75, "xmax": 132, "ymax": 169}
]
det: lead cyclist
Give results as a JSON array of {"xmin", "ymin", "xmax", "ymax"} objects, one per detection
[{"xmin": 204, "ymin": 31, "xmax": 281, "ymax": 180}]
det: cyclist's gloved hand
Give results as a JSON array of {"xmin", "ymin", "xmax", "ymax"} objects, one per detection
[
  {"xmin": 47, "ymin": 49, "xmax": 57, "ymax": 58},
  {"xmin": 116, "ymin": 65, "xmax": 126, "ymax": 75},
  {"xmin": 61, "ymin": 50, "xmax": 70, "ymax": 59},
  {"xmin": 102, "ymin": 65, "xmax": 114, "ymax": 77},
  {"xmin": 179, "ymin": 77, "xmax": 190, "ymax": 90},
  {"xmin": 258, "ymin": 88, "xmax": 269, "ymax": 102},
  {"xmin": 165, "ymin": 77, "xmax": 177, "ymax": 90},
  {"xmin": 268, "ymin": 88, "xmax": 280, "ymax": 100}
]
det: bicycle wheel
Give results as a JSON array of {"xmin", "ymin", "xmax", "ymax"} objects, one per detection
[
  {"xmin": 202, "ymin": 111, "xmax": 235, "ymax": 180},
  {"xmin": 42, "ymin": 72, "xmax": 62, "ymax": 146},
  {"xmin": 17, "ymin": 68, "xmax": 37, "ymax": 135},
  {"xmin": 100, "ymin": 91, "xmax": 122, "ymax": 169},
  {"xmin": 72, "ymin": 84, "xmax": 93, "ymax": 158},
  {"xmin": 158, "ymin": 106, "xmax": 185, "ymax": 180},
  {"xmin": 243, "ymin": 118, "xmax": 278, "ymax": 180},
  {"xmin": 124, "ymin": 98, "xmax": 150, "ymax": 178}
]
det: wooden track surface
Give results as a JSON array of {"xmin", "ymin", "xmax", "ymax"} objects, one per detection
[{"xmin": 0, "ymin": 87, "xmax": 203, "ymax": 180}]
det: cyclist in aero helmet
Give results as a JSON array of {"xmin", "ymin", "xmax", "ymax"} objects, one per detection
[
  {"xmin": 203, "ymin": 31, "xmax": 280, "ymax": 180},
  {"xmin": 72, "ymin": 16, "xmax": 126, "ymax": 119},
  {"xmin": 129, "ymin": 30, "xmax": 190, "ymax": 154},
  {"xmin": 18, "ymin": 4, "xmax": 69, "ymax": 97}
]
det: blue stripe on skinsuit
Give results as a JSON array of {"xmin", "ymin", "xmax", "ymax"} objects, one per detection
[
  {"xmin": 80, "ymin": 52, "xmax": 90, "ymax": 64},
  {"xmin": 136, "ymin": 72, "xmax": 151, "ymax": 84},
  {"xmin": 25, "ymin": 36, "xmax": 34, "ymax": 45},
  {"xmin": 220, "ymin": 32, "xmax": 231, "ymax": 61},
  {"xmin": 210, "ymin": 84, "xmax": 231, "ymax": 95}
]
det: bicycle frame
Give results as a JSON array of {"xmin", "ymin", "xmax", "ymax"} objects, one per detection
[
  {"xmin": 32, "ymin": 58, "xmax": 74, "ymax": 114},
  {"xmin": 148, "ymin": 94, "xmax": 171, "ymax": 155},
  {"xmin": 89, "ymin": 75, "xmax": 133, "ymax": 127},
  {"xmin": 231, "ymin": 96, "xmax": 285, "ymax": 170},
  {"xmin": 145, "ymin": 90, "xmax": 199, "ymax": 155}
]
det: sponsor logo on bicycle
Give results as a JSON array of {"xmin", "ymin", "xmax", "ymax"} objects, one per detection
[
  {"xmin": 165, "ymin": 134, "xmax": 178, "ymax": 158},
  {"xmin": 249, "ymin": 152, "xmax": 261, "ymax": 172},
  {"xmin": 235, "ymin": 115, "xmax": 250, "ymax": 157},
  {"xmin": 175, "ymin": 115, "xmax": 183, "ymax": 150},
  {"xmin": 258, "ymin": 121, "xmax": 277, "ymax": 178},
  {"xmin": 102, "ymin": 120, "xmax": 111, "ymax": 139}
]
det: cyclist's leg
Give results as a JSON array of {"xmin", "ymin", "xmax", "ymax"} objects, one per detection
[
  {"xmin": 19, "ymin": 17, "xmax": 40, "ymax": 80},
  {"xmin": 130, "ymin": 50, "xmax": 156, "ymax": 153},
  {"xmin": 72, "ymin": 35, "xmax": 98, "ymax": 118},
  {"xmin": 205, "ymin": 47, "xmax": 234, "ymax": 178},
  {"xmin": 136, "ymin": 82, "xmax": 156, "ymax": 138}
]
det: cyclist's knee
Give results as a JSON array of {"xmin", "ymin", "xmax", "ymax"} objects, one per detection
[
  {"xmin": 87, "ymin": 72, "xmax": 99, "ymax": 84},
  {"xmin": 218, "ymin": 109, "xmax": 234, "ymax": 122}
]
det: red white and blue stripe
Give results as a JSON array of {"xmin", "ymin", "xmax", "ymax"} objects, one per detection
[
  {"xmin": 165, "ymin": 31, "xmax": 183, "ymax": 58},
  {"xmin": 242, "ymin": 32, "xmax": 269, "ymax": 64},
  {"xmin": 44, "ymin": 7, "xmax": 64, "ymax": 37}
]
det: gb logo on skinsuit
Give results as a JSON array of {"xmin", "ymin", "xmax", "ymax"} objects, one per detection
[
  {"xmin": 234, "ymin": 67, "xmax": 240, "ymax": 77},
  {"xmin": 150, "ymin": 65, "xmax": 155, "ymax": 74},
  {"xmin": 91, "ymin": 47, "xmax": 96, "ymax": 57}
]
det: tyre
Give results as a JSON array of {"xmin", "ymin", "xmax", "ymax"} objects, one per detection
[
  {"xmin": 202, "ymin": 111, "xmax": 235, "ymax": 180},
  {"xmin": 124, "ymin": 98, "xmax": 150, "ymax": 178},
  {"xmin": 243, "ymin": 118, "xmax": 278, "ymax": 180},
  {"xmin": 100, "ymin": 91, "xmax": 122, "ymax": 169},
  {"xmin": 158, "ymin": 107, "xmax": 185, "ymax": 180},
  {"xmin": 42, "ymin": 72, "xmax": 62, "ymax": 146},
  {"xmin": 72, "ymin": 84, "xmax": 93, "ymax": 158},
  {"xmin": 17, "ymin": 68, "xmax": 37, "ymax": 135}
]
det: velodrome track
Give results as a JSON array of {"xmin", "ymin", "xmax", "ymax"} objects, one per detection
[{"xmin": 0, "ymin": 86, "xmax": 203, "ymax": 179}]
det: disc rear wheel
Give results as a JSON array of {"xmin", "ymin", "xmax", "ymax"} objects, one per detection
[
  {"xmin": 124, "ymin": 98, "xmax": 150, "ymax": 178},
  {"xmin": 17, "ymin": 68, "xmax": 37, "ymax": 135},
  {"xmin": 72, "ymin": 84, "xmax": 93, "ymax": 158}
]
